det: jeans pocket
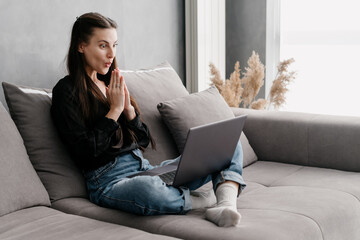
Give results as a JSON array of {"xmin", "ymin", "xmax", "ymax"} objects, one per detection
[{"xmin": 93, "ymin": 159, "xmax": 118, "ymax": 180}]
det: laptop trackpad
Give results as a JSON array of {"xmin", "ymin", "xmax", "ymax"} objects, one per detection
[{"xmin": 127, "ymin": 164, "xmax": 178, "ymax": 178}]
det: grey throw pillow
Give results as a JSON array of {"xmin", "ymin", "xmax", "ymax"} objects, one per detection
[
  {"xmin": 157, "ymin": 86, "xmax": 257, "ymax": 167},
  {"xmin": 2, "ymin": 82, "xmax": 88, "ymax": 202},
  {"xmin": 0, "ymin": 101, "xmax": 50, "ymax": 216},
  {"xmin": 122, "ymin": 62, "xmax": 189, "ymax": 165}
]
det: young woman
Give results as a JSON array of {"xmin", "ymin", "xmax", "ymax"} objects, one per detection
[{"xmin": 51, "ymin": 12, "xmax": 246, "ymax": 227}]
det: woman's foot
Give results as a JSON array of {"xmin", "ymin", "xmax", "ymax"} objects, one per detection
[
  {"xmin": 205, "ymin": 206, "xmax": 241, "ymax": 227},
  {"xmin": 205, "ymin": 182, "xmax": 241, "ymax": 227}
]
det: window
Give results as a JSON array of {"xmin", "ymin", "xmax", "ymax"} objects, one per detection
[{"xmin": 279, "ymin": 0, "xmax": 360, "ymax": 116}]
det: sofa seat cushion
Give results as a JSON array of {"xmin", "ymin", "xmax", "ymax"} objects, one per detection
[
  {"xmin": 243, "ymin": 161, "xmax": 360, "ymax": 199},
  {"xmin": 241, "ymin": 161, "xmax": 360, "ymax": 240},
  {"xmin": 51, "ymin": 161, "xmax": 360, "ymax": 240},
  {"xmin": 0, "ymin": 207, "xmax": 178, "ymax": 240},
  {"xmin": 51, "ymin": 197, "xmax": 323, "ymax": 240}
]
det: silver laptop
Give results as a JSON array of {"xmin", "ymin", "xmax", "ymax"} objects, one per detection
[{"xmin": 128, "ymin": 115, "xmax": 247, "ymax": 187}]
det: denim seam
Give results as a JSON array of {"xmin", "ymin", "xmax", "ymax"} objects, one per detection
[
  {"xmin": 93, "ymin": 159, "xmax": 118, "ymax": 180},
  {"xmin": 100, "ymin": 194, "xmax": 181, "ymax": 215},
  {"xmin": 218, "ymin": 171, "xmax": 246, "ymax": 195},
  {"xmin": 130, "ymin": 150, "xmax": 143, "ymax": 169},
  {"xmin": 213, "ymin": 172, "xmax": 225, "ymax": 189}
]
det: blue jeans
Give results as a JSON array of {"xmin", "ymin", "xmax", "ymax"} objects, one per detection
[{"xmin": 83, "ymin": 140, "xmax": 246, "ymax": 216}]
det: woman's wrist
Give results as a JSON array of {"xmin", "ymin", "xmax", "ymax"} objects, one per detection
[
  {"xmin": 124, "ymin": 106, "xmax": 136, "ymax": 121},
  {"xmin": 106, "ymin": 107, "xmax": 123, "ymax": 121}
]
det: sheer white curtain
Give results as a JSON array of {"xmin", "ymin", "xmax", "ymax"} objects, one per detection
[{"xmin": 279, "ymin": 0, "xmax": 360, "ymax": 116}]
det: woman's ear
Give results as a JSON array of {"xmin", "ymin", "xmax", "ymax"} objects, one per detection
[{"xmin": 78, "ymin": 43, "xmax": 85, "ymax": 53}]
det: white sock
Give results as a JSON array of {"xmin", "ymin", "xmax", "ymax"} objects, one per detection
[
  {"xmin": 205, "ymin": 183, "xmax": 241, "ymax": 227},
  {"xmin": 190, "ymin": 190, "xmax": 216, "ymax": 209}
]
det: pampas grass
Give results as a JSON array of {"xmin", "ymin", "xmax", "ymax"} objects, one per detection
[
  {"xmin": 250, "ymin": 98, "xmax": 268, "ymax": 110},
  {"xmin": 268, "ymin": 58, "xmax": 296, "ymax": 109},
  {"xmin": 241, "ymin": 52, "xmax": 265, "ymax": 108},
  {"xmin": 210, "ymin": 61, "xmax": 243, "ymax": 107},
  {"xmin": 210, "ymin": 51, "xmax": 295, "ymax": 110}
]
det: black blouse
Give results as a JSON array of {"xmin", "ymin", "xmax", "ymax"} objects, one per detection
[{"xmin": 51, "ymin": 75, "xmax": 151, "ymax": 171}]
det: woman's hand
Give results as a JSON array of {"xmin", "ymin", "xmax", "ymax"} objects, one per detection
[
  {"xmin": 105, "ymin": 68, "xmax": 125, "ymax": 121},
  {"xmin": 122, "ymin": 72, "xmax": 136, "ymax": 121}
]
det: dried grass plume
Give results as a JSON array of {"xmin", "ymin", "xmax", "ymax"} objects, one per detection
[
  {"xmin": 241, "ymin": 51, "xmax": 264, "ymax": 108},
  {"xmin": 210, "ymin": 61, "xmax": 243, "ymax": 107},
  {"xmin": 210, "ymin": 52, "xmax": 296, "ymax": 110},
  {"xmin": 268, "ymin": 58, "xmax": 296, "ymax": 109}
]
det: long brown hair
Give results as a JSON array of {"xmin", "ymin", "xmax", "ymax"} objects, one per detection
[{"xmin": 67, "ymin": 12, "xmax": 155, "ymax": 150}]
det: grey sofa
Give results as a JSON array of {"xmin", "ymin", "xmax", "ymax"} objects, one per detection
[
  {"xmin": 0, "ymin": 102, "xmax": 177, "ymax": 240},
  {"xmin": 1, "ymin": 62, "xmax": 360, "ymax": 240}
]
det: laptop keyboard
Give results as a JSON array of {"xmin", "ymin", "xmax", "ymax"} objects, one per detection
[{"xmin": 159, "ymin": 170, "xmax": 176, "ymax": 185}]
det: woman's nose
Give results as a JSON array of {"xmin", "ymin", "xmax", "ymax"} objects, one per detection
[{"xmin": 108, "ymin": 47, "xmax": 115, "ymax": 58}]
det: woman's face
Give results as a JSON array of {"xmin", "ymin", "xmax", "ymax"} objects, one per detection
[{"xmin": 79, "ymin": 27, "xmax": 118, "ymax": 77}]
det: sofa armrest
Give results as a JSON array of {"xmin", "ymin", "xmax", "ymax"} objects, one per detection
[{"xmin": 231, "ymin": 107, "xmax": 360, "ymax": 172}]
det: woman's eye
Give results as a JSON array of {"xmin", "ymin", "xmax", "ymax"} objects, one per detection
[
  {"xmin": 113, "ymin": 43, "xmax": 118, "ymax": 48},
  {"xmin": 100, "ymin": 44, "xmax": 106, "ymax": 49}
]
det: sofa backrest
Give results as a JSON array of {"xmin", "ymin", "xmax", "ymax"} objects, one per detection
[
  {"xmin": 232, "ymin": 107, "xmax": 360, "ymax": 172},
  {"xmin": 2, "ymin": 82, "xmax": 88, "ymax": 203},
  {"xmin": 0, "ymin": 101, "xmax": 50, "ymax": 216}
]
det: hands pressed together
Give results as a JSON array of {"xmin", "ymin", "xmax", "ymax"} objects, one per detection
[{"xmin": 105, "ymin": 68, "xmax": 136, "ymax": 122}]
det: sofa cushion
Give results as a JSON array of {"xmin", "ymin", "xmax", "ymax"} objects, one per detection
[
  {"xmin": 53, "ymin": 196, "xmax": 324, "ymax": 240},
  {"xmin": 121, "ymin": 62, "xmax": 189, "ymax": 165},
  {"xmin": 52, "ymin": 161, "xmax": 360, "ymax": 240},
  {"xmin": 243, "ymin": 161, "xmax": 360, "ymax": 199},
  {"xmin": 0, "ymin": 207, "xmax": 178, "ymax": 240},
  {"xmin": 0, "ymin": 101, "xmax": 50, "ymax": 217},
  {"xmin": 241, "ymin": 161, "xmax": 360, "ymax": 240},
  {"xmin": 157, "ymin": 86, "xmax": 257, "ymax": 167},
  {"xmin": 2, "ymin": 82, "xmax": 88, "ymax": 202}
]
